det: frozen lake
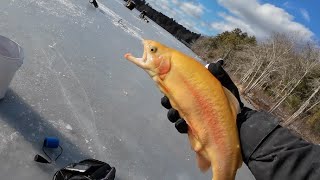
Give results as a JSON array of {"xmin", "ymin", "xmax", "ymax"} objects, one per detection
[{"xmin": 0, "ymin": 0, "xmax": 255, "ymax": 179}]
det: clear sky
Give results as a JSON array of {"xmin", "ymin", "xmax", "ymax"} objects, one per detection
[{"xmin": 145, "ymin": 0, "xmax": 319, "ymax": 42}]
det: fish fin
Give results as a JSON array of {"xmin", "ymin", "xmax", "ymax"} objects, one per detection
[
  {"xmin": 188, "ymin": 128, "xmax": 211, "ymax": 172},
  {"xmin": 152, "ymin": 76, "xmax": 170, "ymax": 95},
  {"xmin": 152, "ymin": 76, "xmax": 181, "ymax": 112},
  {"xmin": 196, "ymin": 152, "xmax": 211, "ymax": 172},
  {"xmin": 223, "ymin": 87, "xmax": 240, "ymax": 119},
  {"xmin": 188, "ymin": 131, "xmax": 202, "ymax": 152}
]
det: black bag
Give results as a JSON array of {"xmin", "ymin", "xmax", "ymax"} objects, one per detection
[{"xmin": 53, "ymin": 159, "xmax": 116, "ymax": 180}]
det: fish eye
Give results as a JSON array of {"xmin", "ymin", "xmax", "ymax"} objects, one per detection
[{"xmin": 150, "ymin": 47, "xmax": 157, "ymax": 53}]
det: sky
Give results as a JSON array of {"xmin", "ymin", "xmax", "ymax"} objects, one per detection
[{"xmin": 145, "ymin": 0, "xmax": 319, "ymax": 42}]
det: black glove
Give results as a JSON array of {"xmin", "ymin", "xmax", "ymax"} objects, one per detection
[{"xmin": 161, "ymin": 60, "xmax": 244, "ymax": 134}]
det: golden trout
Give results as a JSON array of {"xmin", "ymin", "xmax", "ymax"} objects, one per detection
[{"xmin": 124, "ymin": 40, "xmax": 242, "ymax": 180}]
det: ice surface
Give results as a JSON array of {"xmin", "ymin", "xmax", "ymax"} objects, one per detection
[{"xmin": 0, "ymin": 0, "xmax": 255, "ymax": 179}]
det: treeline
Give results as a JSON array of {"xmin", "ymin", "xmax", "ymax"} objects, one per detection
[
  {"xmin": 192, "ymin": 28, "xmax": 320, "ymax": 141},
  {"xmin": 192, "ymin": 28, "xmax": 256, "ymax": 60},
  {"xmin": 125, "ymin": 0, "xmax": 201, "ymax": 45}
]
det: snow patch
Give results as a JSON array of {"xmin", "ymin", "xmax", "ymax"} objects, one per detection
[
  {"xmin": 48, "ymin": 119, "xmax": 73, "ymax": 131},
  {"xmin": 65, "ymin": 124, "xmax": 73, "ymax": 130},
  {"xmin": 99, "ymin": 3, "xmax": 143, "ymax": 40},
  {"xmin": 32, "ymin": 0, "xmax": 84, "ymax": 18}
]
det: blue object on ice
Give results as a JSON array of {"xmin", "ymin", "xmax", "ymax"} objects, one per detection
[
  {"xmin": 34, "ymin": 137, "xmax": 63, "ymax": 164},
  {"xmin": 44, "ymin": 137, "xmax": 60, "ymax": 148}
]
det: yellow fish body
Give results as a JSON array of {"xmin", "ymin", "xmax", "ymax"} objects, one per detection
[{"xmin": 124, "ymin": 40, "xmax": 242, "ymax": 180}]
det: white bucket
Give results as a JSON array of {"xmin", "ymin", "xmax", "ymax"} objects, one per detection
[{"xmin": 0, "ymin": 35, "xmax": 24, "ymax": 99}]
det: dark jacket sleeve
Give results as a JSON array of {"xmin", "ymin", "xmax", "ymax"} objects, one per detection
[{"xmin": 237, "ymin": 107, "xmax": 320, "ymax": 180}]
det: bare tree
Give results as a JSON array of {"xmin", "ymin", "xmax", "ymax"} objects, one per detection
[
  {"xmin": 241, "ymin": 34, "xmax": 295, "ymax": 95},
  {"xmin": 269, "ymin": 42, "xmax": 319, "ymax": 112},
  {"xmin": 269, "ymin": 65, "xmax": 314, "ymax": 112},
  {"xmin": 284, "ymin": 79, "xmax": 320, "ymax": 126}
]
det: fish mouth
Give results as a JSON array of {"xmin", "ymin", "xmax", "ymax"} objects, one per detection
[{"xmin": 124, "ymin": 40, "xmax": 148, "ymax": 69}]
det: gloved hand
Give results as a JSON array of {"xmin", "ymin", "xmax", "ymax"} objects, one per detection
[{"xmin": 161, "ymin": 60, "xmax": 244, "ymax": 134}]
